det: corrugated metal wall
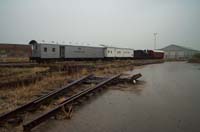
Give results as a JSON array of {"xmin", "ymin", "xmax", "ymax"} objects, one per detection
[{"xmin": 65, "ymin": 45, "xmax": 104, "ymax": 58}]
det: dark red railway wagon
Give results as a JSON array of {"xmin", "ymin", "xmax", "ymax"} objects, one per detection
[{"xmin": 147, "ymin": 50, "xmax": 164, "ymax": 59}]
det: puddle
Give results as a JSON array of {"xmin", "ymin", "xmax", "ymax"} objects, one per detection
[{"xmin": 34, "ymin": 62, "xmax": 200, "ymax": 132}]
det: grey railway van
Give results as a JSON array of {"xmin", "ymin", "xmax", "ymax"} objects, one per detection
[
  {"xmin": 29, "ymin": 40, "xmax": 104, "ymax": 60},
  {"xmin": 64, "ymin": 45, "xmax": 104, "ymax": 59},
  {"xmin": 29, "ymin": 40, "xmax": 60, "ymax": 59},
  {"xmin": 29, "ymin": 40, "xmax": 133, "ymax": 61}
]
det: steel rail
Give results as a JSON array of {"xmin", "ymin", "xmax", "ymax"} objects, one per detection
[
  {"xmin": 33, "ymin": 74, "xmax": 93, "ymax": 105},
  {"xmin": 23, "ymin": 74, "xmax": 121, "ymax": 132},
  {"xmin": 0, "ymin": 74, "xmax": 92, "ymax": 124}
]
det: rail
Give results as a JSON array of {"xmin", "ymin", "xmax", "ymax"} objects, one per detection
[
  {"xmin": 23, "ymin": 74, "xmax": 121, "ymax": 131},
  {"xmin": 0, "ymin": 74, "xmax": 92, "ymax": 124}
]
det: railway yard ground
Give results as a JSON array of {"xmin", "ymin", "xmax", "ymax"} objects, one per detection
[
  {"xmin": 0, "ymin": 59, "xmax": 162, "ymax": 131},
  {"xmin": 188, "ymin": 53, "xmax": 200, "ymax": 63},
  {"xmin": 2, "ymin": 59, "xmax": 199, "ymax": 132},
  {"xmin": 0, "ymin": 59, "xmax": 162, "ymax": 114},
  {"xmin": 0, "ymin": 57, "xmax": 29, "ymax": 63}
]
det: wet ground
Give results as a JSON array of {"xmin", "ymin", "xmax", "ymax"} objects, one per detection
[{"xmin": 34, "ymin": 62, "xmax": 200, "ymax": 132}]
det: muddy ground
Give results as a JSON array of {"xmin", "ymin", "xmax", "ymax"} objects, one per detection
[
  {"xmin": 0, "ymin": 60, "xmax": 163, "ymax": 114},
  {"xmin": 33, "ymin": 62, "xmax": 200, "ymax": 132},
  {"xmin": 0, "ymin": 59, "xmax": 163, "ymax": 132}
]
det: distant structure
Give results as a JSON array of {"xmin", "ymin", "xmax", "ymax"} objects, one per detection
[
  {"xmin": 0, "ymin": 44, "xmax": 31, "ymax": 58},
  {"xmin": 160, "ymin": 44, "xmax": 200, "ymax": 60},
  {"xmin": 153, "ymin": 33, "xmax": 158, "ymax": 49}
]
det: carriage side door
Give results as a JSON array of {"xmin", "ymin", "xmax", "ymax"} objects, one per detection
[{"xmin": 60, "ymin": 46, "xmax": 65, "ymax": 58}]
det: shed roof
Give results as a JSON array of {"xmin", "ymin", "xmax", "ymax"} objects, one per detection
[{"xmin": 160, "ymin": 44, "xmax": 200, "ymax": 52}]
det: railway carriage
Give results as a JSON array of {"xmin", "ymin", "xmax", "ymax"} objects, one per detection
[
  {"xmin": 151, "ymin": 50, "xmax": 164, "ymax": 59},
  {"xmin": 134, "ymin": 50, "xmax": 164, "ymax": 59},
  {"xmin": 104, "ymin": 47, "xmax": 116, "ymax": 58},
  {"xmin": 29, "ymin": 40, "xmax": 105, "ymax": 61},
  {"xmin": 104, "ymin": 47, "xmax": 134, "ymax": 59},
  {"xmin": 121, "ymin": 48, "xmax": 134, "ymax": 58},
  {"xmin": 29, "ymin": 40, "xmax": 135, "ymax": 62},
  {"xmin": 29, "ymin": 40, "xmax": 164, "ymax": 62},
  {"xmin": 29, "ymin": 40, "xmax": 60, "ymax": 61},
  {"xmin": 134, "ymin": 50, "xmax": 149, "ymax": 59},
  {"xmin": 64, "ymin": 45, "xmax": 104, "ymax": 60}
]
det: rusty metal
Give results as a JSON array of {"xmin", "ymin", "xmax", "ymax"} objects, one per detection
[
  {"xmin": 119, "ymin": 73, "xmax": 142, "ymax": 83},
  {"xmin": 131, "ymin": 73, "xmax": 142, "ymax": 81},
  {"xmin": 33, "ymin": 74, "xmax": 93, "ymax": 106},
  {"xmin": 23, "ymin": 74, "xmax": 121, "ymax": 132},
  {"xmin": 83, "ymin": 76, "xmax": 108, "ymax": 84},
  {"xmin": 0, "ymin": 74, "xmax": 92, "ymax": 124}
]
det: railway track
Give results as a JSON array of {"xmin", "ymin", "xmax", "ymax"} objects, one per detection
[
  {"xmin": 0, "ymin": 74, "xmax": 92, "ymax": 123},
  {"xmin": 0, "ymin": 62, "xmax": 38, "ymax": 68},
  {"xmin": 0, "ymin": 73, "xmax": 121, "ymax": 132},
  {"xmin": 23, "ymin": 74, "xmax": 120, "ymax": 131}
]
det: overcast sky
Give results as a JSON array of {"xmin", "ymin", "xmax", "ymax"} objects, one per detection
[{"xmin": 0, "ymin": 0, "xmax": 199, "ymax": 49}]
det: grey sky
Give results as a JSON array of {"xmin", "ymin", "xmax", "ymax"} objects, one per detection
[{"xmin": 0, "ymin": 0, "xmax": 199, "ymax": 50}]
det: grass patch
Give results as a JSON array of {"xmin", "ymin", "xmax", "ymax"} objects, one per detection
[
  {"xmin": 188, "ymin": 53, "xmax": 200, "ymax": 63},
  {"xmin": 0, "ymin": 57, "xmax": 29, "ymax": 62},
  {"xmin": 0, "ymin": 67, "xmax": 49, "ymax": 83},
  {"xmin": 0, "ymin": 59, "xmax": 163, "ymax": 114}
]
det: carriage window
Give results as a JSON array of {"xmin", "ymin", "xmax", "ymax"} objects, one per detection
[
  {"xmin": 44, "ymin": 47, "xmax": 47, "ymax": 52},
  {"xmin": 52, "ymin": 48, "xmax": 55, "ymax": 52}
]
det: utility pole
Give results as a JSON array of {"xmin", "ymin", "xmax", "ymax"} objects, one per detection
[{"xmin": 154, "ymin": 33, "xmax": 158, "ymax": 49}]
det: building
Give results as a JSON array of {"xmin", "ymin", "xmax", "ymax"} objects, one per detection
[
  {"xmin": 160, "ymin": 44, "xmax": 200, "ymax": 60},
  {"xmin": 0, "ymin": 44, "xmax": 31, "ymax": 58}
]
